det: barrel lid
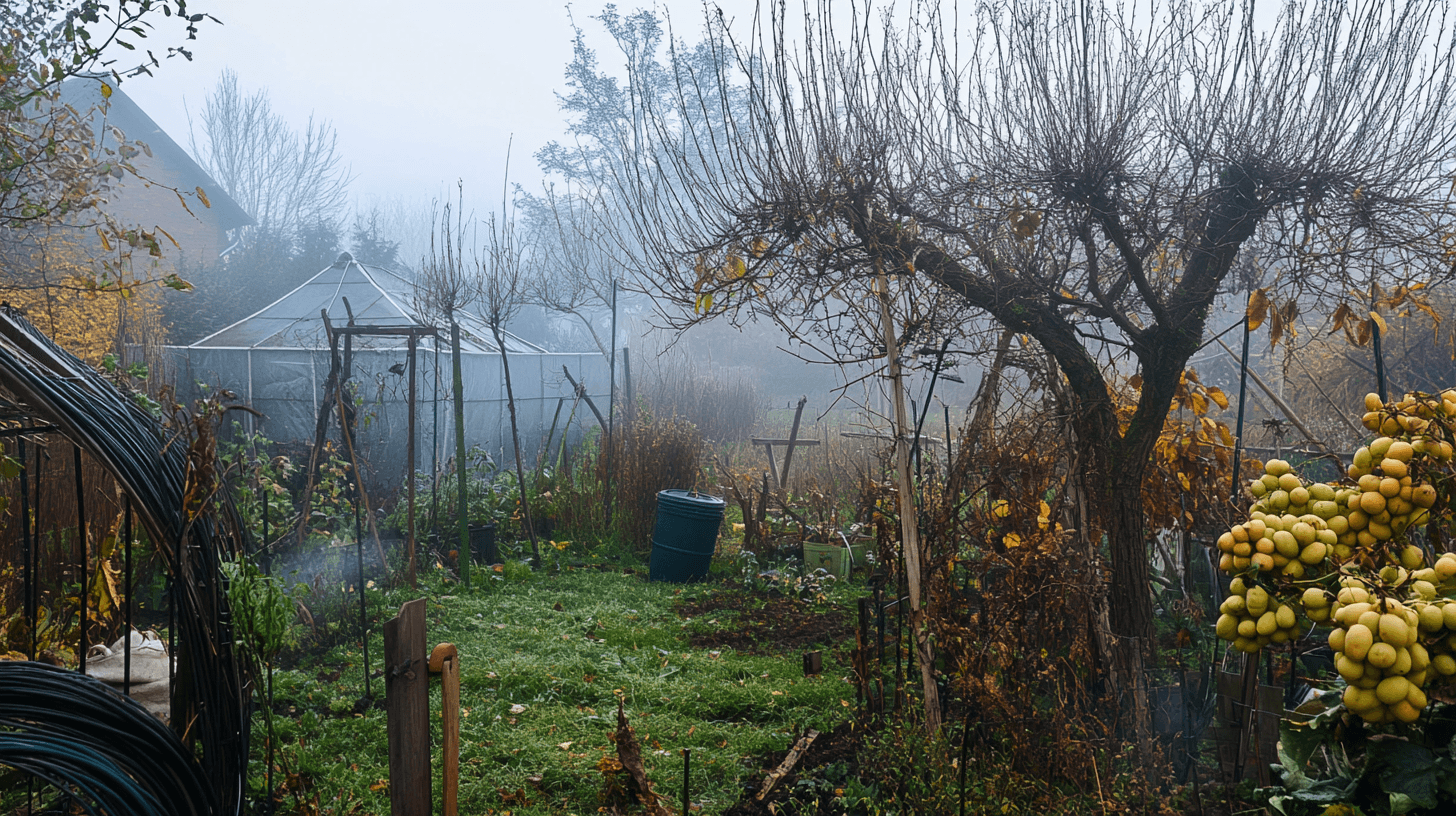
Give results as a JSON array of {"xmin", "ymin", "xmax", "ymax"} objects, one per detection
[{"xmin": 657, "ymin": 489, "xmax": 726, "ymax": 508}]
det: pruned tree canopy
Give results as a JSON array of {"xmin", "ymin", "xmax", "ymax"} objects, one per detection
[{"xmin": 585, "ymin": 0, "xmax": 1456, "ymax": 642}]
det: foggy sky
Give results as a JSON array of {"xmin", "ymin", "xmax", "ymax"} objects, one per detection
[{"xmin": 114, "ymin": 0, "xmax": 757, "ymax": 210}]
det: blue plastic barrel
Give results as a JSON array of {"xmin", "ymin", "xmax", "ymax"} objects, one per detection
[{"xmin": 648, "ymin": 489, "xmax": 726, "ymax": 582}]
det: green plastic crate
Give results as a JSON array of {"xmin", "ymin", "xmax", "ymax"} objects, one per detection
[{"xmin": 802, "ymin": 541, "xmax": 868, "ymax": 577}]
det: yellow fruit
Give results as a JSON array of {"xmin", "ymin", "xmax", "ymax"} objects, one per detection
[
  {"xmin": 1327, "ymin": 514, "xmax": 1350, "ymax": 535},
  {"xmin": 1358, "ymin": 474, "xmax": 1383, "ymax": 492},
  {"xmin": 1376, "ymin": 675, "xmax": 1412, "ymax": 705},
  {"xmin": 1216, "ymin": 614, "xmax": 1239, "ymax": 640},
  {"xmin": 1443, "ymin": 603, "xmax": 1456, "ymax": 630},
  {"xmin": 1433, "ymin": 654, "xmax": 1456, "ymax": 675},
  {"xmin": 1357, "ymin": 610, "xmax": 1382, "ymax": 631},
  {"xmin": 1388, "ymin": 440, "xmax": 1415, "ymax": 462},
  {"xmin": 1379, "ymin": 476, "xmax": 1403, "ymax": 497},
  {"xmin": 1276, "ymin": 605, "xmax": 1297, "ymax": 629},
  {"xmin": 1365, "ymin": 393, "xmax": 1384, "ymax": 412},
  {"xmin": 1368, "ymin": 641, "xmax": 1398, "ymax": 669},
  {"xmin": 1436, "ymin": 556, "xmax": 1456, "ymax": 579},
  {"xmin": 1299, "ymin": 541, "xmax": 1327, "ymax": 565},
  {"xmin": 1247, "ymin": 586, "xmax": 1269, "ymax": 615},
  {"xmin": 1272, "ymin": 531, "xmax": 1298, "ymax": 557},
  {"xmin": 1407, "ymin": 685, "xmax": 1428, "ymax": 710},
  {"xmin": 1345, "ymin": 684, "xmax": 1380, "ymax": 711},
  {"xmin": 1410, "ymin": 642, "xmax": 1430, "ymax": 672},
  {"xmin": 1269, "ymin": 491, "xmax": 1291, "ymax": 511},
  {"xmin": 1419, "ymin": 603, "xmax": 1444, "ymax": 631},
  {"xmin": 1238, "ymin": 619, "xmax": 1258, "ymax": 639},
  {"xmin": 1346, "ymin": 624, "xmax": 1375, "ymax": 661},
  {"xmin": 1256, "ymin": 611, "xmax": 1279, "ymax": 636},
  {"xmin": 1246, "ymin": 519, "xmax": 1267, "ymax": 540},
  {"xmin": 1382, "ymin": 459, "xmax": 1409, "ymax": 479},
  {"xmin": 1248, "ymin": 480, "xmax": 1267, "ymax": 498},
  {"xmin": 1256, "ymin": 537, "xmax": 1276, "ymax": 555},
  {"xmin": 1360, "ymin": 491, "xmax": 1388, "ymax": 516},
  {"xmin": 1401, "ymin": 544, "xmax": 1426, "ymax": 571},
  {"xmin": 1338, "ymin": 586, "xmax": 1369, "ymax": 604},
  {"xmin": 1413, "ymin": 483, "xmax": 1438, "ymax": 509},
  {"xmin": 1218, "ymin": 552, "xmax": 1234, "ymax": 572},
  {"xmin": 1289, "ymin": 486, "xmax": 1310, "ymax": 506},
  {"xmin": 1392, "ymin": 700, "xmax": 1422, "ymax": 723},
  {"xmin": 1329, "ymin": 627, "xmax": 1347, "ymax": 652},
  {"xmin": 1393, "ymin": 646, "xmax": 1413, "ymax": 676},
  {"xmin": 1265, "ymin": 458, "xmax": 1292, "ymax": 477},
  {"xmin": 1336, "ymin": 653, "xmax": 1363, "ymax": 681},
  {"xmin": 1371, "ymin": 437, "xmax": 1395, "ymax": 458},
  {"xmin": 1252, "ymin": 552, "xmax": 1275, "ymax": 572}
]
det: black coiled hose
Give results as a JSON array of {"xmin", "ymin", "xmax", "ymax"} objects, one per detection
[{"xmin": 0, "ymin": 661, "xmax": 219, "ymax": 816}]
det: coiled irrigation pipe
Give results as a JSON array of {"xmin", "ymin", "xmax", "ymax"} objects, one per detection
[{"xmin": 0, "ymin": 661, "xmax": 219, "ymax": 816}]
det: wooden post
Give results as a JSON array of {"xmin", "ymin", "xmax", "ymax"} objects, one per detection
[
  {"xmin": 385, "ymin": 599, "xmax": 429, "ymax": 816},
  {"xmin": 430, "ymin": 643, "xmax": 460, "ymax": 816},
  {"xmin": 802, "ymin": 650, "xmax": 822, "ymax": 676}
]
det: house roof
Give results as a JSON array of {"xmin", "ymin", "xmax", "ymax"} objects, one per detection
[
  {"xmin": 57, "ymin": 76, "xmax": 254, "ymax": 234},
  {"xmin": 186, "ymin": 253, "xmax": 548, "ymax": 353}
]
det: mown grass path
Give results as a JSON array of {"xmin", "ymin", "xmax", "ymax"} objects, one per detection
[{"xmin": 263, "ymin": 568, "xmax": 858, "ymax": 815}]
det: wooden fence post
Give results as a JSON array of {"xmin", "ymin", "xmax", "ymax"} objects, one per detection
[
  {"xmin": 384, "ymin": 599, "xmax": 430, "ymax": 816},
  {"xmin": 430, "ymin": 643, "xmax": 461, "ymax": 816}
]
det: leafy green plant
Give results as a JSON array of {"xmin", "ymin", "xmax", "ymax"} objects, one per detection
[{"xmin": 1263, "ymin": 690, "xmax": 1456, "ymax": 816}]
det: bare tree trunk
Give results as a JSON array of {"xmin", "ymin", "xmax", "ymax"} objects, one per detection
[
  {"xmin": 492, "ymin": 323, "xmax": 541, "ymax": 568},
  {"xmin": 965, "ymin": 329, "xmax": 1015, "ymax": 458},
  {"xmin": 873, "ymin": 260, "xmax": 941, "ymax": 735}
]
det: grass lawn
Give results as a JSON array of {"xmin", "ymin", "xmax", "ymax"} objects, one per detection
[{"xmin": 260, "ymin": 561, "xmax": 863, "ymax": 815}]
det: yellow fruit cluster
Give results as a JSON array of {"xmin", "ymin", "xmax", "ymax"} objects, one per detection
[
  {"xmin": 1215, "ymin": 577, "xmax": 1303, "ymax": 654},
  {"xmin": 1215, "ymin": 511, "xmax": 1334, "ymax": 577},
  {"xmin": 1323, "ymin": 585, "xmax": 1433, "ymax": 723},
  {"xmin": 1211, "ymin": 390, "xmax": 1456, "ymax": 725}
]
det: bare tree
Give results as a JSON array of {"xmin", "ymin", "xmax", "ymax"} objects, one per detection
[
  {"xmin": 187, "ymin": 68, "xmax": 352, "ymax": 235},
  {"xmin": 592, "ymin": 0, "xmax": 1456, "ymax": 668},
  {"xmin": 522, "ymin": 187, "xmax": 622, "ymax": 357},
  {"xmin": 475, "ymin": 185, "xmax": 543, "ymax": 569}
]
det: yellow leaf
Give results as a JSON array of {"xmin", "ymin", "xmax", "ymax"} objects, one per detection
[
  {"xmin": 1002, "ymin": 532, "xmax": 1022, "ymax": 548},
  {"xmin": 1246, "ymin": 288, "xmax": 1270, "ymax": 330},
  {"xmin": 1178, "ymin": 472, "xmax": 1192, "ymax": 491},
  {"xmin": 1206, "ymin": 387, "xmax": 1229, "ymax": 410},
  {"xmin": 1369, "ymin": 310, "xmax": 1388, "ymax": 334},
  {"xmin": 96, "ymin": 228, "xmax": 112, "ymax": 252},
  {"xmin": 195, "ymin": 186, "xmax": 211, "ymax": 208},
  {"xmin": 99, "ymin": 82, "xmax": 112, "ymax": 99}
]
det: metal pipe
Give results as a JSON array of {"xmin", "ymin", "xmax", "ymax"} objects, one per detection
[{"xmin": 1230, "ymin": 316, "xmax": 1252, "ymax": 502}]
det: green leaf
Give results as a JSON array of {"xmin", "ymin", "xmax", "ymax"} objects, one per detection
[
  {"xmin": 1280, "ymin": 717, "xmax": 1330, "ymax": 781},
  {"xmin": 1370, "ymin": 740, "xmax": 1440, "ymax": 811}
]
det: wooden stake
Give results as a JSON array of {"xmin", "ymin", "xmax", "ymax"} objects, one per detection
[
  {"xmin": 430, "ymin": 643, "xmax": 460, "ymax": 816},
  {"xmin": 754, "ymin": 730, "xmax": 819, "ymax": 801}
]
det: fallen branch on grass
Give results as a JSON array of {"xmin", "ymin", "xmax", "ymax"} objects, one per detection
[{"xmin": 754, "ymin": 729, "xmax": 819, "ymax": 801}]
